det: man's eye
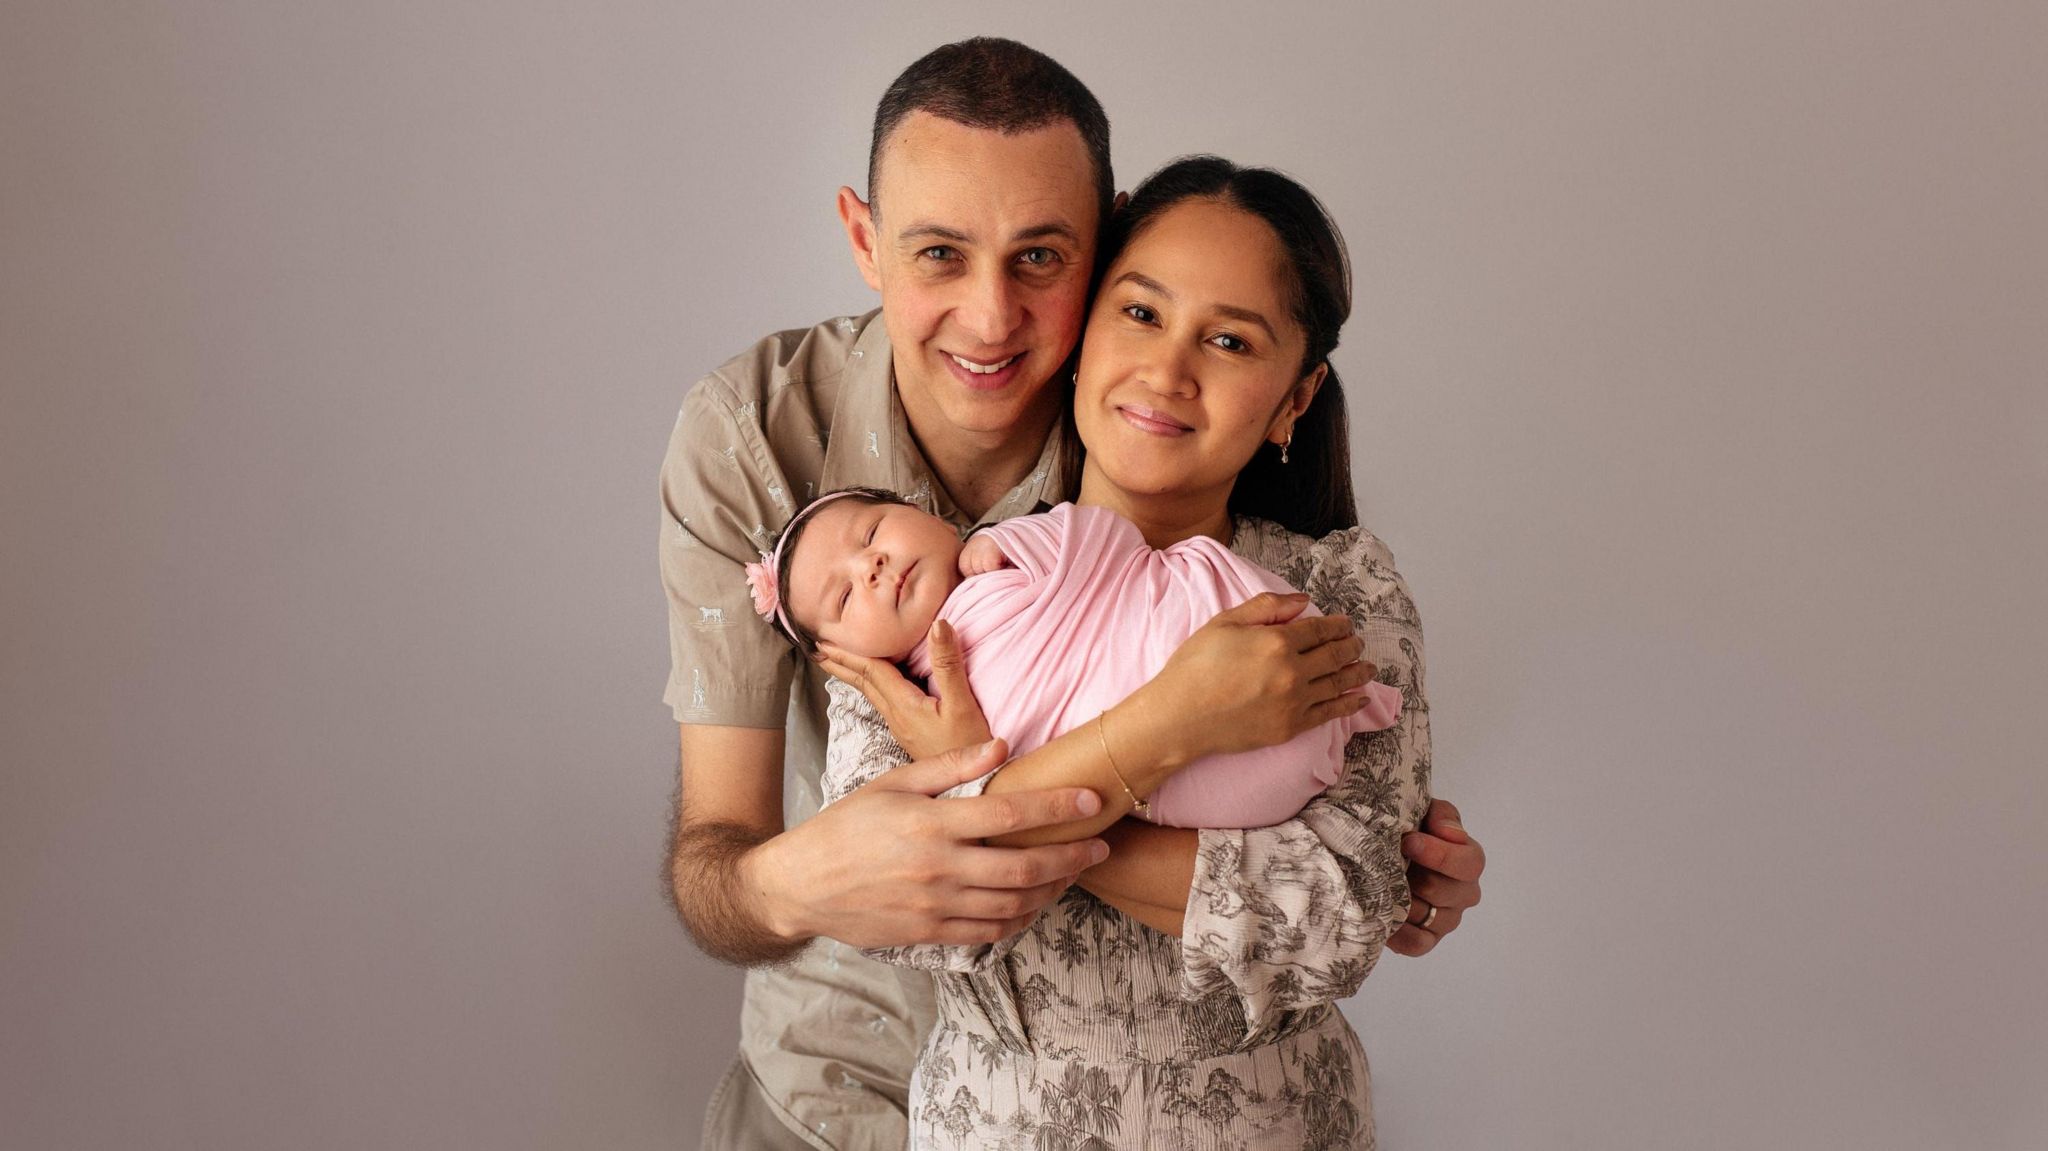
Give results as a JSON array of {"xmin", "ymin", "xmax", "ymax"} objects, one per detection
[
  {"xmin": 1122, "ymin": 304, "xmax": 1156, "ymax": 324},
  {"xmin": 919, "ymin": 246, "xmax": 958, "ymax": 261},
  {"xmin": 1017, "ymin": 247, "xmax": 1058, "ymax": 266}
]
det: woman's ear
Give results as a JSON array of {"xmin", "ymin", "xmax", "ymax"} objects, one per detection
[{"xmin": 1269, "ymin": 362, "xmax": 1329, "ymax": 443}]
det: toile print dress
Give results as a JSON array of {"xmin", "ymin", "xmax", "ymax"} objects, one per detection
[{"xmin": 821, "ymin": 517, "xmax": 1434, "ymax": 1151}]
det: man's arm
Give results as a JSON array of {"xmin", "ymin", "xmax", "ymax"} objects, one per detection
[
  {"xmin": 668, "ymin": 723, "xmax": 1112, "ymax": 963},
  {"xmin": 665, "ymin": 725, "xmax": 796, "ymax": 965}
]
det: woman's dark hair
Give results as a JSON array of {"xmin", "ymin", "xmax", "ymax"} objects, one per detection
[
  {"xmin": 1078, "ymin": 155, "xmax": 1360, "ymax": 538},
  {"xmin": 770, "ymin": 486, "xmax": 914, "ymax": 657}
]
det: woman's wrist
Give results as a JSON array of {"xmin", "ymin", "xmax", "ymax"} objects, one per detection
[{"xmin": 1106, "ymin": 684, "xmax": 1200, "ymax": 792}]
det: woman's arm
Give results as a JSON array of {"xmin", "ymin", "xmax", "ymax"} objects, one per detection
[
  {"xmin": 1075, "ymin": 820, "xmax": 1198, "ymax": 935},
  {"xmin": 1174, "ymin": 526, "xmax": 1432, "ymax": 1031},
  {"xmin": 978, "ymin": 591, "xmax": 1375, "ymax": 846}
]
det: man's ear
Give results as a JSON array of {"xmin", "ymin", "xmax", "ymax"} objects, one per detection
[
  {"xmin": 837, "ymin": 186, "xmax": 883, "ymax": 292},
  {"xmin": 1112, "ymin": 190, "xmax": 1130, "ymax": 213}
]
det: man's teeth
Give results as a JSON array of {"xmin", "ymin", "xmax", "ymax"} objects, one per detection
[{"xmin": 949, "ymin": 353, "xmax": 1018, "ymax": 376}]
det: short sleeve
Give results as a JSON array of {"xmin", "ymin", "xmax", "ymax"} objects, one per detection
[
  {"xmin": 658, "ymin": 375, "xmax": 799, "ymax": 727},
  {"xmin": 1179, "ymin": 525, "xmax": 1432, "ymax": 1031}
]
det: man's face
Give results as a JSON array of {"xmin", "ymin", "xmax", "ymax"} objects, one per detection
[{"xmin": 839, "ymin": 111, "xmax": 1100, "ymax": 441}]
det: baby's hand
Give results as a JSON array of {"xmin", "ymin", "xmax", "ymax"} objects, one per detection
[{"xmin": 958, "ymin": 532, "xmax": 1012, "ymax": 578}]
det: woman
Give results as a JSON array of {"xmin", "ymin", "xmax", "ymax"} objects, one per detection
[{"xmin": 821, "ymin": 156, "xmax": 1429, "ymax": 1149}]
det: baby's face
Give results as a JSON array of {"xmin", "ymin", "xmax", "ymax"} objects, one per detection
[{"xmin": 785, "ymin": 500, "xmax": 963, "ymax": 659}]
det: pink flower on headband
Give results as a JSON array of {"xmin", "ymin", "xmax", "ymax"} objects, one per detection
[{"xmin": 744, "ymin": 553, "xmax": 780, "ymax": 620}]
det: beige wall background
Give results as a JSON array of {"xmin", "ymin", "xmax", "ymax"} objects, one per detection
[{"xmin": 4, "ymin": 3, "xmax": 2042, "ymax": 1148}]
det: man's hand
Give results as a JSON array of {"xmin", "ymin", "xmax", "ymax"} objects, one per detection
[
  {"xmin": 817, "ymin": 619, "xmax": 992, "ymax": 760},
  {"xmin": 1391, "ymin": 798, "xmax": 1485, "ymax": 956},
  {"xmin": 751, "ymin": 739, "xmax": 1111, "ymax": 949}
]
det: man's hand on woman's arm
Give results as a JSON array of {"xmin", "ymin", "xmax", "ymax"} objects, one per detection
[
  {"xmin": 668, "ymin": 724, "xmax": 1108, "ymax": 963},
  {"xmin": 1391, "ymin": 797, "xmax": 1485, "ymax": 956}
]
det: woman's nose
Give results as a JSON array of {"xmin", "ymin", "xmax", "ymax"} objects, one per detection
[{"xmin": 1142, "ymin": 344, "xmax": 1197, "ymax": 397}]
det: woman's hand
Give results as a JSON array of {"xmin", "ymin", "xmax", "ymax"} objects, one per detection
[
  {"xmin": 817, "ymin": 619, "xmax": 993, "ymax": 761},
  {"xmin": 1115, "ymin": 592, "xmax": 1377, "ymax": 770}
]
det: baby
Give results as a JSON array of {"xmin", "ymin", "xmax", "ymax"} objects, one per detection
[{"xmin": 746, "ymin": 487, "xmax": 1401, "ymax": 828}]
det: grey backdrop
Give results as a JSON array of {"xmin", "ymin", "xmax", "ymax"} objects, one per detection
[{"xmin": 4, "ymin": 3, "xmax": 2043, "ymax": 1148}]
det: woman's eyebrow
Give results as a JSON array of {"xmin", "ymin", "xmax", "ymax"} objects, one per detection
[
  {"xmin": 1111, "ymin": 270, "xmax": 1173, "ymax": 298},
  {"xmin": 1111, "ymin": 271, "xmax": 1278, "ymax": 340}
]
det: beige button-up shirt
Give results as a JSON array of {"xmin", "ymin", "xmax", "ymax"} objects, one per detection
[{"xmin": 658, "ymin": 310, "xmax": 1065, "ymax": 1150}]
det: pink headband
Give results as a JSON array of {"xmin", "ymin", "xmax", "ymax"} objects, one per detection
[{"xmin": 744, "ymin": 489, "xmax": 871, "ymax": 642}]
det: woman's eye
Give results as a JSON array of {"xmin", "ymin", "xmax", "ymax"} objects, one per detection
[
  {"xmin": 840, "ymin": 587, "xmax": 850, "ymax": 611},
  {"xmin": 865, "ymin": 523, "xmax": 878, "ymax": 545},
  {"xmin": 1212, "ymin": 332, "xmax": 1249, "ymax": 353},
  {"xmin": 1121, "ymin": 304, "xmax": 1156, "ymax": 324}
]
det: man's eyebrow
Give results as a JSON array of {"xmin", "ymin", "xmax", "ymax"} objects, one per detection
[
  {"xmin": 1012, "ymin": 222, "xmax": 1082, "ymax": 246},
  {"xmin": 896, "ymin": 223, "xmax": 972, "ymax": 245},
  {"xmin": 896, "ymin": 221, "xmax": 1083, "ymax": 247},
  {"xmin": 1112, "ymin": 271, "xmax": 1277, "ymax": 341}
]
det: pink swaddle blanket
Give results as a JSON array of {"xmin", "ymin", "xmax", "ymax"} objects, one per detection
[{"xmin": 907, "ymin": 502, "xmax": 1401, "ymax": 828}]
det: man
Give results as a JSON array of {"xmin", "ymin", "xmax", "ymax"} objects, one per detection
[{"xmin": 660, "ymin": 38, "xmax": 1485, "ymax": 1150}]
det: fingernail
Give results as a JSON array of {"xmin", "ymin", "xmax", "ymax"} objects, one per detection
[
  {"xmin": 1076, "ymin": 789, "xmax": 1102, "ymax": 816},
  {"xmin": 1089, "ymin": 840, "xmax": 1110, "ymax": 864}
]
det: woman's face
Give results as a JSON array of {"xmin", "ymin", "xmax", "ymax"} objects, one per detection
[{"xmin": 1074, "ymin": 198, "xmax": 1319, "ymax": 514}]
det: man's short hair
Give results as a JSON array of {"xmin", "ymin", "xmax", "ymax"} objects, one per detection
[{"xmin": 868, "ymin": 37, "xmax": 1113, "ymax": 222}]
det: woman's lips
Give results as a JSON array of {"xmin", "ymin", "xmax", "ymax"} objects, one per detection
[{"xmin": 1117, "ymin": 404, "xmax": 1194, "ymax": 436}]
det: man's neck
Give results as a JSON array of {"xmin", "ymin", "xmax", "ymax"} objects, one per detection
[
  {"xmin": 898, "ymin": 386, "xmax": 1062, "ymax": 523},
  {"xmin": 1076, "ymin": 460, "xmax": 1234, "ymax": 549}
]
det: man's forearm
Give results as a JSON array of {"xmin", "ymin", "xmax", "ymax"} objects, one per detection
[{"xmin": 667, "ymin": 819, "xmax": 806, "ymax": 966}]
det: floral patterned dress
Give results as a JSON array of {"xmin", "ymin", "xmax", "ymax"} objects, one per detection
[{"xmin": 821, "ymin": 517, "xmax": 1433, "ymax": 1150}]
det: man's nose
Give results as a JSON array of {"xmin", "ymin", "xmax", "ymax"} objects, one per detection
[{"xmin": 957, "ymin": 267, "xmax": 1022, "ymax": 346}]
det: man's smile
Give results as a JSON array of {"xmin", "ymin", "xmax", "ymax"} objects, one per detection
[{"xmin": 940, "ymin": 350, "xmax": 1027, "ymax": 391}]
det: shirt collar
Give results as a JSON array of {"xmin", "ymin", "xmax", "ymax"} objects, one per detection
[{"xmin": 820, "ymin": 310, "xmax": 1070, "ymax": 532}]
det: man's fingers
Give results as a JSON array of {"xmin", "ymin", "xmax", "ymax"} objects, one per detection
[
  {"xmin": 1403, "ymin": 830, "xmax": 1486, "ymax": 883},
  {"xmin": 953, "ymin": 840, "xmax": 1108, "ymax": 889},
  {"xmin": 929, "ymin": 916, "xmax": 1039, "ymax": 947},
  {"xmin": 874, "ymin": 739, "xmax": 1009, "ymax": 796},
  {"xmin": 947, "ymin": 880, "xmax": 1073, "ymax": 922},
  {"xmin": 1387, "ymin": 923, "xmax": 1438, "ymax": 957},
  {"xmin": 1411, "ymin": 870, "xmax": 1480, "ymax": 912},
  {"xmin": 1423, "ymin": 798, "xmax": 1470, "ymax": 844},
  {"xmin": 946, "ymin": 786, "xmax": 1105, "ymax": 841}
]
